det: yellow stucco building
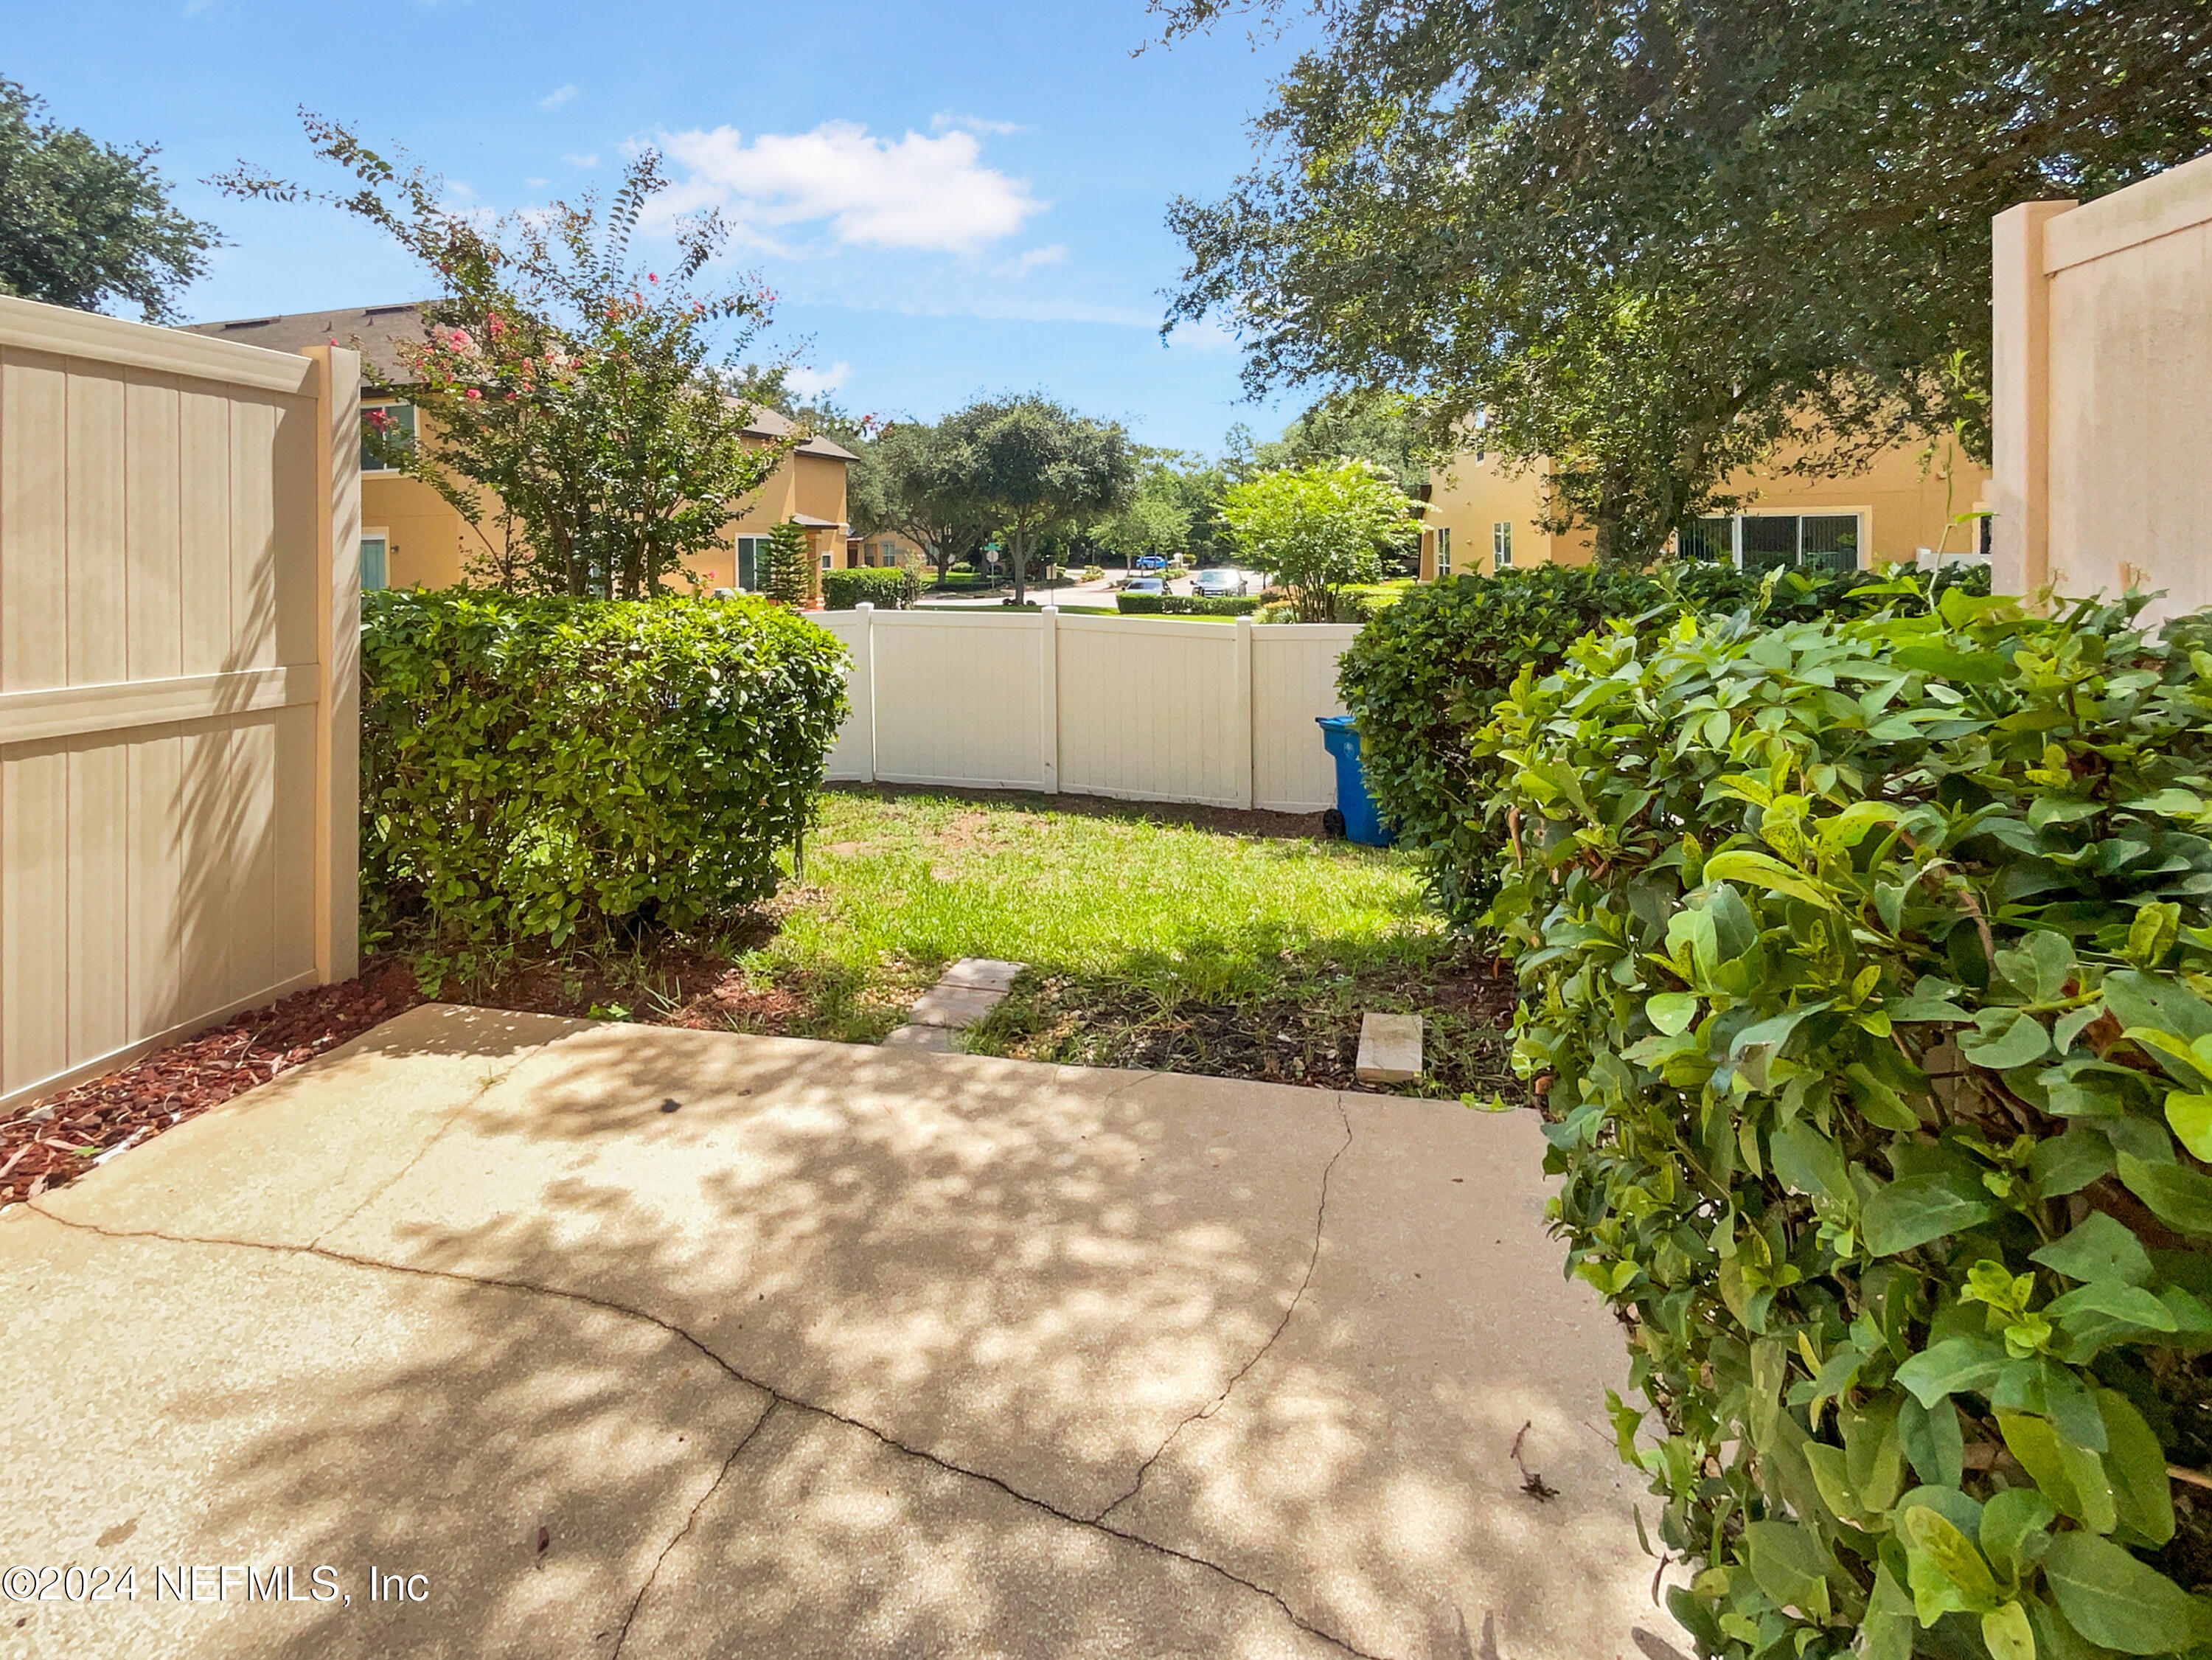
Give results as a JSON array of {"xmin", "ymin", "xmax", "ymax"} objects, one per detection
[
  {"xmin": 187, "ymin": 303, "xmax": 861, "ymax": 594},
  {"xmin": 1416, "ymin": 432, "xmax": 1990, "ymax": 580}
]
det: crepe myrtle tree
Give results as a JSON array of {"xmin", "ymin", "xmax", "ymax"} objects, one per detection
[
  {"xmin": 936, "ymin": 395, "xmax": 1135, "ymax": 605},
  {"xmin": 218, "ymin": 114, "xmax": 790, "ymax": 600},
  {"xmin": 1220, "ymin": 459, "xmax": 1417, "ymax": 622}
]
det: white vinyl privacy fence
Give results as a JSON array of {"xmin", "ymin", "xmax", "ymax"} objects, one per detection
[
  {"xmin": 0, "ymin": 296, "xmax": 361, "ymax": 1111},
  {"xmin": 812, "ymin": 608, "xmax": 1361, "ymax": 813}
]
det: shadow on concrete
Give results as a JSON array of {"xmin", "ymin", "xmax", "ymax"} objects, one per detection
[{"xmin": 7, "ymin": 1018, "xmax": 1687, "ymax": 1659}]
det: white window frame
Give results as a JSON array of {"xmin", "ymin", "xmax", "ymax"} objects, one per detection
[
  {"xmin": 1707, "ymin": 509, "xmax": 1870, "ymax": 574},
  {"xmin": 1436, "ymin": 526, "xmax": 1452, "ymax": 576},
  {"xmin": 1492, "ymin": 521, "xmax": 1513, "ymax": 569}
]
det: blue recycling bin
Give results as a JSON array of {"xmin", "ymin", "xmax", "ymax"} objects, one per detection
[{"xmin": 1315, "ymin": 716, "xmax": 1393, "ymax": 846}]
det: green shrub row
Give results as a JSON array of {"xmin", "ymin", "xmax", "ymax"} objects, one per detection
[
  {"xmin": 361, "ymin": 588, "xmax": 849, "ymax": 944},
  {"xmin": 1339, "ymin": 561, "xmax": 1989, "ymax": 923},
  {"xmin": 1116, "ymin": 592, "xmax": 1263, "ymax": 615},
  {"xmin": 1480, "ymin": 588, "xmax": 2212, "ymax": 1659},
  {"xmin": 823, "ymin": 566, "xmax": 922, "ymax": 610}
]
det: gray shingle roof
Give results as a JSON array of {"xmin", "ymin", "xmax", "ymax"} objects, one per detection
[{"xmin": 181, "ymin": 302, "xmax": 858, "ymax": 458}]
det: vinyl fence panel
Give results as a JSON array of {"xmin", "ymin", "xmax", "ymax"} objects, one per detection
[
  {"xmin": 819, "ymin": 607, "xmax": 1361, "ymax": 816},
  {"xmin": 1250, "ymin": 623, "xmax": 1360, "ymax": 813},
  {"xmin": 1992, "ymin": 150, "xmax": 2212, "ymax": 616},
  {"xmin": 0, "ymin": 296, "xmax": 358, "ymax": 1111}
]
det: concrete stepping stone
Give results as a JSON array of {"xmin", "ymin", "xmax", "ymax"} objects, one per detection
[
  {"xmin": 907, "ymin": 984, "xmax": 1007, "ymax": 1029},
  {"xmin": 938, "ymin": 958, "xmax": 1024, "ymax": 993},
  {"xmin": 882, "ymin": 958, "xmax": 1028, "ymax": 1051},
  {"xmin": 1355, "ymin": 1013, "xmax": 1424, "ymax": 1085}
]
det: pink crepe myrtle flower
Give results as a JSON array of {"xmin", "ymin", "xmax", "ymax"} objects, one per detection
[{"xmin": 464, "ymin": 388, "xmax": 482, "ymax": 400}]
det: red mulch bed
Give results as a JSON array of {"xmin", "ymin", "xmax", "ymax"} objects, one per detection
[
  {"xmin": 0, "ymin": 959, "xmax": 428, "ymax": 1206},
  {"xmin": 1, "ymin": 942, "xmax": 820, "ymax": 1206}
]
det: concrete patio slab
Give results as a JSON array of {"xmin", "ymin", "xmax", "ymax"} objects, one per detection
[{"xmin": 0, "ymin": 1008, "xmax": 1687, "ymax": 1660}]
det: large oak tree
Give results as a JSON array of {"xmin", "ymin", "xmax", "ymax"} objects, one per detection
[
  {"xmin": 0, "ymin": 77, "xmax": 216, "ymax": 322},
  {"xmin": 1161, "ymin": 0, "xmax": 2212, "ymax": 560}
]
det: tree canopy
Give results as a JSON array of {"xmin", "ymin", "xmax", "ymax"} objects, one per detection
[
  {"xmin": 220, "ymin": 117, "xmax": 787, "ymax": 600},
  {"xmin": 936, "ymin": 395, "xmax": 1135, "ymax": 603},
  {"xmin": 1161, "ymin": 0, "xmax": 2212, "ymax": 560},
  {"xmin": 848, "ymin": 419, "xmax": 997, "ymax": 583},
  {"xmin": 0, "ymin": 77, "xmax": 218, "ymax": 322}
]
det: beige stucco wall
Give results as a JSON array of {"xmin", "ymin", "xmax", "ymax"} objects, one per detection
[
  {"xmin": 1992, "ymin": 150, "xmax": 2212, "ymax": 614},
  {"xmin": 364, "ymin": 419, "xmax": 849, "ymax": 592},
  {"xmin": 1422, "ymin": 453, "xmax": 1590, "ymax": 575},
  {"xmin": 1422, "ymin": 436, "xmax": 1983, "ymax": 576}
]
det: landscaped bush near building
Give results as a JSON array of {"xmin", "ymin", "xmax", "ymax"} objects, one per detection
[
  {"xmin": 361, "ymin": 588, "xmax": 848, "ymax": 944},
  {"xmin": 1116, "ymin": 592, "xmax": 1262, "ymax": 616},
  {"xmin": 822, "ymin": 566, "xmax": 921, "ymax": 610},
  {"xmin": 1481, "ymin": 588, "xmax": 2212, "ymax": 1659},
  {"xmin": 1339, "ymin": 562, "xmax": 1988, "ymax": 923}
]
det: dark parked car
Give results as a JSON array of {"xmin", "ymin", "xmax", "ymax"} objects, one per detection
[
  {"xmin": 1192, "ymin": 568, "xmax": 1250, "ymax": 598},
  {"xmin": 1122, "ymin": 577, "xmax": 1167, "ymax": 596}
]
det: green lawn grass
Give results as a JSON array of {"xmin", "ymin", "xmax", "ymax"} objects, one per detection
[
  {"xmin": 410, "ymin": 787, "xmax": 1513, "ymax": 1099},
  {"xmin": 765, "ymin": 788, "xmax": 1434, "ymax": 1013},
  {"xmin": 728, "ymin": 788, "xmax": 1516, "ymax": 1098}
]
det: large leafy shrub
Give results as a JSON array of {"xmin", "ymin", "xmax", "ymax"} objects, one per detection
[
  {"xmin": 823, "ymin": 566, "xmax": 920, "ymax": 610},
  {"xmin": 361, "ymin": 588, "xmax": 848, "ymax": 942},
  {"xmin": 1480, "ymin": 588, "xmax": 2212, "ymax": 1659},
  {"xmin": 1340, "ymin": 561, "xmax": 1988, "ymax": 924}
]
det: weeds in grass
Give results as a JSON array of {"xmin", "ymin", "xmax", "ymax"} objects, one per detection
[{"xmin": 379, "ymin": 786, "xmax": 1503, "ymax": 1088}]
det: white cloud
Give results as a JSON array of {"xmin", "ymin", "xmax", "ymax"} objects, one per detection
[
  {"xmin": 540, "ymin": 84, "xmax": 578, "ymax": 111},
  {"xmin": 1167, "ymin": 316, "xmax": 1239, "ymax": 353},
  {"xmin": 930, "ymin": 111, "xmax": 1023, "ymax": 136},
  {"xmin": 563, "ymin": 152, "xmax": 600, "ymax": 169},
  {"xmin": 785, "ymin": 361, "xmax": 852, "ymax": 400},
  {"xmin": 658, "ymin": 121, "xmax": 1043, "ymax": 254},
  {"xmin": 995, "ymin": 243, "xmax": 1068, "ymax": 279},
  {"xmin": 525, "ymin": 176, "xmax": 550, "ymax": 188}
]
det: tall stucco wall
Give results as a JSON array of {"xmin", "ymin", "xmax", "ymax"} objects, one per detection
[{"xmin": 1992, "ymin": 150, "xmax": 2212, "ymax": 614}]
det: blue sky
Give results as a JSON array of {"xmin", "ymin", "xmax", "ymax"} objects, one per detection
[{"xmin": 8, "ymin": 0, "xmax": 1316, "ymax": 454}]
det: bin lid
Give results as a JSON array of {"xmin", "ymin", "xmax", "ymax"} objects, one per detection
[{"xmin": 1315, "ymin": 715, "xmax": 1356, "ymax": 731}]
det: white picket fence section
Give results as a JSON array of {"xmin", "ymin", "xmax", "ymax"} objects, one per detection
[{"xmin": 812, "ymin": 607, "xmax": 1361, "ymax": 813}]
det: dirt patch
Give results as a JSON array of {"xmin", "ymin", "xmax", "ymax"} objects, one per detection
[
  {"xmin": 976, "ymin": 951, "xmax": 1524, "ymax": 1102},
  {"xmin": 827, "ymin": 782, "xmax": 1329, "ymax": 842}
]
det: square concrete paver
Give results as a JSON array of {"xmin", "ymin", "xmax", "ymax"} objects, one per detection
[
  {"xmin": 0, "ymin": 1006, "xmax": 1686, "ymax": 1660},
  {"xmin": 904, "ymin": 983, "xmax": 1006, "ymax": 1028},
  {"xmin": 938, "ymin": 957, "xmax": 1025, "ymax": 993}
]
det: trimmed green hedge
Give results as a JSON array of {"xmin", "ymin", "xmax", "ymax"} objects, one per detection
[
  {"xmin": 361, "ymin": 588, "xmax": 848, "ymax": 943},
  {"xmin": 1338, "ymin": 562, "xmax": 1989, "ymax": 924},
  {"xmin": 823, "ymin": 566, "xmax": 921, "ymax": 610},
  {"xmin": 1116, "ymin": 592, "xmax": 1262, "ymax": 615},
  {"xmin": 1481, "ymin": 589, "xmax": 2212, "ymax": 1659}
]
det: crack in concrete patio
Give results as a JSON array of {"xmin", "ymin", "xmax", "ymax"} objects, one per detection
[
  {"xmin": 1093, "ymin": 1092, "xmax": 1354, "ymax": 1527},
  {"xmin": 27, "ymin": 1204, "xmax": 1394, "ymax": 1660}
]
